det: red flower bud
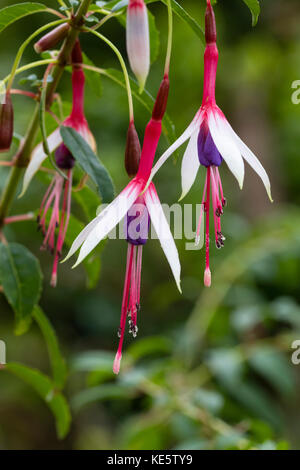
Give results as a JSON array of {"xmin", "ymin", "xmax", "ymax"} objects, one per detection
[
  {"xmin": 34, "ymin": 23, "xmax": 70, "ymax": 54},
  {"xmin": 71, "ymin": 40, "xmax": 83, "ymax": 66},
  {"xmin": 205, "ymin": 1, "xmax": 217, "ymax": 44},
  {"xmin": 125, "ymin": 121, "xmax": 141, "ymax": 177},
  {"xmin": 152, "ymin": 76, "xmax": 170, "ymax": 121},
  {"xmin": 0, "ymin": 92, "xmax": 14, "ymax": 153}
]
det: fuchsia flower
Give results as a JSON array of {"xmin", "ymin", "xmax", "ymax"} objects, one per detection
[
  {"xmin": 65, "ymin": 75, "xmax": 181, "ymax": 374},
  {"xmin": 148, "ymin": 0, "xmax": 272, "ymax": 287},
  {"xmin": 126, "ymin": 0, "xmax": 150, "ymax": 92},
  {"xmin": 20, "ymin": 42, "xmax": 95, "ymax": 286}
]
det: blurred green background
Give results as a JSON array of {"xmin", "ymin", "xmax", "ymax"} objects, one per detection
[{"xmin": 0, "ymin": 0, "xmax": 300, "ymax": 450}]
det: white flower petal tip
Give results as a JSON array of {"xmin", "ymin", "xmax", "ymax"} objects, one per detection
[
  {"xmin": 208, "ymin": 111, "xmax": 244, "ymax": 189},
  {"xmin": 144, "ymin": 184, "xmax": 181, "ymax": 293},
  {"xmin": 113, "ymin": 352, "xmax": 122, "ymax": 375},
  {"xmin": 204, "ymin": 268, "xmax": 211, "ymax": 287},
  {"xmin": 19, "ymin": 128, "xmax": 62, "ymax": 198}
]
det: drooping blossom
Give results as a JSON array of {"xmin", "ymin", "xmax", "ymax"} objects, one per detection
[
  {"xmin": 126, "ymin": 0, "xmax": 150, "ymax": 92},
  {"xmin": 21, "ymin": 41, "xmax": 96, "ymax": 286},
  {"xmin": 148, "ymin": 0, "xmax": 272, "ymax": 287},
  {"xmin": 64, "ymin": 74, "xmax": 181, "ymax": 374}
]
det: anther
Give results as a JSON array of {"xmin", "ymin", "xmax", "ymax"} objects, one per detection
[{"xmin": 117, "ymin": 327, "xmax": 122, "ymax": 338}]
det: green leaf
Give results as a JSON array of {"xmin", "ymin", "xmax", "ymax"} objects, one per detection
[
  {"xmin": 0, "ymin": 243, "xmax": 42, "ymax": 335},
  {"xmin": 126, "ymin": 335, "xmax": 172, "ymax": 361},
  {"xmin": 5, "ymin": 362, "xmax": 71, "ymax": 439},
  {"xmin": 71, "ymin": 350, "xmax": 116, "ymax": 372},
  {"xmin": 60, "ymin": 126, "xmax": 115, "ymax": 204},
  {"xmin": 73, "ymin": 185, "xmax": 100, "ymax": 221},
  {"xmin": 33, "ymin": 306, "xmax": 67, "ymax": 389},
  {"xmin": 0, "ymin": 3, "xmax": 48, "ymax": 34},
  {"xmin": 248, "ymin": 346, "xmax": 295, "ymax": 397},
  {"xmin": 242, "ymin": 0, "xmax": 260, "ymax": 26},
  {"xmin": 72, "ymin": 383, "xmax": 136, "ymax": 412}
]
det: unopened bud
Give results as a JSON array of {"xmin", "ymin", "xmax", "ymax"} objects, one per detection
[
  {"xmin": 126, "ymin": 0, "xmax": 150, "ymax": 92},
  {"xmin": 0, "ymin": 92, "xmax": 14, "ymax": 153},
  {"xmin": 152, "ymin": 76, "xmax": 169, "ymax": 121},
  {"xmin": 125, "ymin": 121, "xmax": 141, "ymax": 177},
  {"xmin": 205, "ymin": 1, "xmax": 217, "ymax": 44},
  {"xmin": 71, "ymin": 40, "xmax": 83, "ymax": 66},
  {"xmin": 34, "ymin": 23, "xmax": 70, "ymax": 54}
]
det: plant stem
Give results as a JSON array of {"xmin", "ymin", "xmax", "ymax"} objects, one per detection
[{"xmin": 0, "ymin": 0, "xmax": 92, "ymax": 225}]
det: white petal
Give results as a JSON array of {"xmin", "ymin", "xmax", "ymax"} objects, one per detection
[
  {"xmin": 224, "ymin": 121, "xmax": 273, "ymax": 201},
  {"xmin": 73, "ymin": 181, "xmax": 143, "ymax": 267},
  {"xmin": 19, "ymin": 128, "xmax": 62, "ymax": 198},
  {"xmin": 63, "ymin": 216, "xmax": 100, "ymax": 263},
  {"xmin": 179, "ymin": 130, "xmax": 200, "ymax": 201},
  {"xmin": 145, "ymin": 183, "xmax": 181, "ymax": 292},
  {"xmin": 145, "ymin": 114, "xmax": 202, "ymax": 190},
  {"xmin": 208, "ymin": 110, "xmax": 244, "ymax": 189}
]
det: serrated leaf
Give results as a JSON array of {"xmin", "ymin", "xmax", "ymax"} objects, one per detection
[
  {"xmin": 60, "ymin": 126, "xmax": 115, "ymax": 204},
  {"xmin": 33, "ymin": 306, "xmax": 67, "ymax": 389},
  {"xmin": 242, "ymin": 0, "xmax": 260, "ymax": 26},
  {"xmin": 0, "ymin": 3, "xmax": 48, "ymax": 34},
  {"xmin": 0, "ymin": 243, "xmax": 42, "ymax": 335},
  {"xmin": 5, "ymin": 362, "xmax": 71, "ymax": 439}
]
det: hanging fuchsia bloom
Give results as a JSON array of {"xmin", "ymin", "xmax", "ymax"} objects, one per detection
[
  {"xmin": 65, "ymin": 75, "xmax": 181, "ymax": 374},
  {"xmin": 126, "ymin": 0, "xmax": 150, "ymax": 92},
  {"xmin": 148, "ymin": 0, "xmax": 272, "ymax": 287},
  {"xmin": 20, "ymin": 42, "xmax": 95, "ymax": 286}
]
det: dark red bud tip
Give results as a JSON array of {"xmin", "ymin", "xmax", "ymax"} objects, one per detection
[
  {"xmin": 205, "ymin": 2, "xmax": 217, "ymax": 44},
  {"xmin": 125, "ymin": 122, "xmax": 141, "ymax": 177},
  {"xmin": 0, "ymin": 92, "xmax": 14, "ymax": 153},
  {"xmin": 34, "ymin": 23, "xmax": 70, "ymax": 54},
  {"xmin": 71, "ymin": 40, "xmax": 83, "ymax": 66},
  {"xmin": 152, "ymin": 76, "xmax": 170, "ymax": 121}
]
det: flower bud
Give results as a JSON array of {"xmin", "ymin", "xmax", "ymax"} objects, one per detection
[
  {"xmin": 204, "ymin": 267, "xmax": 211, "ymax": 287},
  {"xmin": 0, "ymin": 92, "xmax": 14, "ymax": 153},
  {"xmin": 71, "ymin": 40, "xmax": 83, "ymax": 66},
  {"xmin": 205, "ymin": 1, "xmax": 217, "ymax": 44},
  {"xmin": 126, "ymin": 0, "xmax": 150, "ymax": 92},
  {"xmin": 34, "ymin": 23, "xmax": 70, "ymax": 54},
  {"xmin": 152, "ymin": 75, "xmax": 169, "ymax": 121},
  {"xmin": 125, "ymin": 121, "xmax": 141, "ymax": 177}
]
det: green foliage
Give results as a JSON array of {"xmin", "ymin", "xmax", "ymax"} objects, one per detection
[
  {"xmin": 5, "ymin": 362, "xmax": 71, "ymax": 439},
  {"xmin": 242, "ymin": 0, "xmax": 261, "ymax": 26},
  {"xmin": 0, "ymin": 243, "xmax": 42, "ymax": 335},
  {"xmin": 0, "ymin": 2, "xmax": 48, "ymax": 35},
  {"xmin": 61, "ymin": 126, "xmax": 115, "ymax": 204}
]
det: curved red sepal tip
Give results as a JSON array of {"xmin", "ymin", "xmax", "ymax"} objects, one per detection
[{"xmin": 205, "ymin": 1, "xmax": 217, "ymax": 44}]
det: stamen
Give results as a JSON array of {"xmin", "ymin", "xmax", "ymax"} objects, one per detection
[
  {"xmin": 113, "ymin": 244, "xmax": 134, "ymax": 374},
  {"xmin": 195, "ymin": 179, "xmax": 207, "ymax": 245},
  {"xmin": 204, "ymin": 167, "xmax": 211, "ymax": 287}
]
